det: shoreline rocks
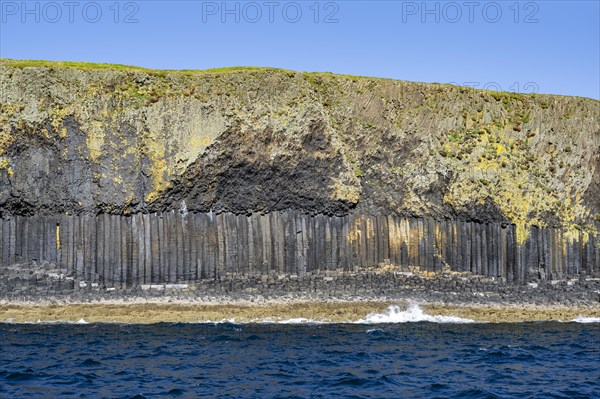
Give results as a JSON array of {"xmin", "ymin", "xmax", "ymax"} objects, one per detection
[{"xmin": 2, "ymin": 267, "xmax": 599, "ymax": 308}]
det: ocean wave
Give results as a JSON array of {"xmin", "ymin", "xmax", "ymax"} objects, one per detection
[
  {"xmin": 2, "ymin": 318, "xmax": 90, "ymax": 325},
  {"xmin": 1, "ymin": 307, "xmax": 475, "ymax": 324},
  {"xmin": 196, "ymin": 316, "xmax": 325, "ymax": 324},
  {"xmin": 261, "ymin": 317, "xmax": 323, "ymax": 325},
  {"xmin": 570, "ymin": 316, "xmax": 600, "ymax": 323},
  {"xmin": 354, "ymin": 304, "xmax": 476, "ymax": 324},
  {"xmin": 194, "ymin": 319, "xmax": 240, "ymax": 325}
]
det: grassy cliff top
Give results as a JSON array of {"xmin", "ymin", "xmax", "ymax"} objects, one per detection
[
  {"xmin": 4, "ymin": 57, "xmax": 590, "ymax": 100},
  {"xmin": 0, "ymin": 57, "xmax": 422, "ymax": 88},
  {"xmin": 1, "ymin": 58, "xmax": 290, "ymax": 75}
]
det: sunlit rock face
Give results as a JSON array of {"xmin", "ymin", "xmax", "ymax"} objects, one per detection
[{"xmin": 0, "ymin": 60, "xmax": 598, "ymax": 288}]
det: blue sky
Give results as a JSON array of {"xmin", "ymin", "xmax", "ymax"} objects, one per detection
[{"xmin": 1, "ymin": 0, "xmax": 598, "ymax": 99}]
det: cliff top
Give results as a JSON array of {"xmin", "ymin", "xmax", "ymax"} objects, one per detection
[
  {"xmin": 5, "ymin": 57, "xmax": 593, "ymax": 100},
  {"xmin": 1, "ymin": 58, "xmax": 293, "ymax": 76}
]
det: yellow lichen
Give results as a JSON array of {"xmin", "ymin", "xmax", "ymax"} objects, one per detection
[
  {"xmin": 55, "ymin": 224, "xmax": 61, "ymax": 250},
  {"xmin": 0, "ymin": 103, "xmax": 22, "ymax": 153},
  {"xmin": 49, "ymin": 106, "xmax": 72, "ymax": 135},
  {"xmin": 0, "ymin": 131, "xmax": 14, "ymax": 156},
  {"xmin": 86, "ymin": 121, "xmax": 106, "ymax": 162},
  {"xmin": 0, "ymin": 156, "xmax": 13, "ymax": 176},
  {"xmin": 143, "ymin": 134, "xmax": 170, "ymax": 203},
  {"xmin": 174, "ymin": 134, "xmax": 215, "ymax": 172},
  {"xmin": 331, "ymin": 176, "xmax": 361, "ymax": 204},
  {"xmin": 0, "ymin": 157, "xmax": 9, "ymax": 169},
  {"xmin": 442, "ymin": 124, "xmax": 589, "ymax": 245}
]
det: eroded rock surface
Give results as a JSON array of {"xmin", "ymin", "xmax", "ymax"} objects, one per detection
[{"xmin": 1, "ymin": 60, "xmax": 599, "ymax": 239}]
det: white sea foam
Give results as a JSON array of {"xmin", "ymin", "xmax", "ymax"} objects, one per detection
[
  {"xmin": 570, "ymin": 316, "xmax": 600, "ymax": 323},
  {"xmin": 6, "ymin": 319, "xmax": 92, "ymax": 325},
  {"xmin": 148, "ymin": 305, "xmax": 476, "ymax": 324},
  {"xmin": 275, "ymin": 317, "xmax": 323, "ymax": 324},
  {"xmin": 255, "ymin": 317, "xmax": 323, "ymax": 324},
  {"xmin": 354, "ymin": 304, "xmax": 476, "ymax": 324},
  {"xmin": 209, "ymin": 318, "xmax": 238, "ymax": 324}
]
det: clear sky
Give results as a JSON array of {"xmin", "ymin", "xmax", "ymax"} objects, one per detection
[{"xmin": 1, "ymin": 0, "xmax": 598, "ymax": 99}]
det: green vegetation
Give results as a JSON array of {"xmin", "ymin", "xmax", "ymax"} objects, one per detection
[
  {"xmin": 1, "ymin": 58, "xmax": 389, "ymax": 82},
  {"xmin": 489, "ymin": 91, "xmax": 525, "ymax": 103},
  {"xmin": 1, "ymin": 58, "xmax": 154, "ymax": 72},
  {"xmin": 2, "ymin": 58, "xmax": 581, "ymax": 105},
  {"xmin": 354, "ymin": 167, "xmax": 365, "ymax": 178}
]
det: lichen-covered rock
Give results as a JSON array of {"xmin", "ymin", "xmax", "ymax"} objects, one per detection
[{"xmin": 1, "ymin": 59, "xmax": 598, "ymax": 240}]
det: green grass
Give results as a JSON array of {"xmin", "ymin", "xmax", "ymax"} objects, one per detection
[
  {"xmin": 0, "ymin": 58, "xmax": 292, "ymax": 76},
  {"xmin": 2, "ymin": 58, "xmax": 599, "ymax": 102},
  {"xmin": 0, "ymin": 58, "xmax": 406, "ymax": 83},
  {"xmin": 1, "ymin": 58, "xmax": 152, "ymax": 72},
  {"xmin": 196, "ymin": 66, "xmax": 289, "ymax": 73}
]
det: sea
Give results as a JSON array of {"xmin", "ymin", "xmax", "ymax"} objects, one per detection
[{"xmin": 1, "ymin": 305, "xmax": 599, "ymax": 399}]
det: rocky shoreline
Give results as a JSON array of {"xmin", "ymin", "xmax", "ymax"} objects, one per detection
[
  {"xmin": 2, "ymin": 62, "xmax": 599, "ymax": 325},
  {"xmin": 2, "ymin": 268, "xmax": 599, "ymax": 323},
  {"xmin": 2, "ymin": 300, "xmax": 599, "ymax": 324},
  {"xmin": 3, "ymin": 264, "xmax": 600, "ymax": 304}
]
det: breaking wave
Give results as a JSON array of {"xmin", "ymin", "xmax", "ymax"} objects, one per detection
[
  {"xmin": 262, "ymin": 317, "xmax": 323, "ymax": 325},
  {"xmin": 354, "ymin": 304, "xmax": 476, "ymax": 324},
  {"xmin": 570, "ymin": 316, "xmax": 600, "ymax": 323}
]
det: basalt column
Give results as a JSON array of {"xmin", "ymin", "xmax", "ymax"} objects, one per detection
[{"xmin": 0, "ymin": 213, "xmax": 598, "ymax": 288}]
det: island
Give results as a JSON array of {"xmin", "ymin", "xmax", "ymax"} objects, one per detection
[{"xmin": 1, "ymin": 59, "xmax": 598, "ymax": 323}]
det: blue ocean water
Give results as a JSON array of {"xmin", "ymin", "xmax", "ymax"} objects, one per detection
[{"xmin": 1, "ymin": 317, "xmax": 599, "ymax": 399}]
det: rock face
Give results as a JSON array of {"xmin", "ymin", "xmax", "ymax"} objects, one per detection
[
  {"xmin": 1, "ymin": 211, "xmax": 598, "ymax": 289},
  {"xmin": 0, "ymin": 59, "xmax": 599, "ymax": 289},
  {"xmin": 2, "ymin": 60, "xmax": 599, "ymax": 227}
]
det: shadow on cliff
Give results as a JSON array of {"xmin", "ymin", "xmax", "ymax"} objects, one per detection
[{"xmin": 153, "ymin": 121, "xmax": 359, "ymax": 216}]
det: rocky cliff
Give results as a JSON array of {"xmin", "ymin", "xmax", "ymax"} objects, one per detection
[{"xmin": 0, "ymin": 59, "xmax": 598, "ymax": 243}]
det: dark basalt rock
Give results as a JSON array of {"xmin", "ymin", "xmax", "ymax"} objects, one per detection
[
  {"xmin": 158, "ymin": 122, "xmax": 357, "ymax": 216},
  {"xmin": 0, "ymin": 61, "xmax": 599, "ymax": 290}
]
